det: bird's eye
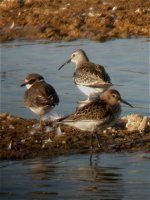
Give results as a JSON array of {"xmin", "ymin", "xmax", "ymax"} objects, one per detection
[
  {"xmin": 28, "ymin": 79, "xmax": 35, "ymax": 84},
  {"xmin": 112, "ymin": 94, "xmax": 116, "ymax": 98}
]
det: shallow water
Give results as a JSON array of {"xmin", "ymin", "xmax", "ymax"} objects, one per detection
[
  {"xmin": 0, "ymin": 153, "xmax": 150, "ymax": 200},
  {"xmin": 0, "ymin": 38, "xmax": 150, "ymax": 199},
  {"xmin": 0, "ymin": 38, "xmax": 149, "ymax": 118}
]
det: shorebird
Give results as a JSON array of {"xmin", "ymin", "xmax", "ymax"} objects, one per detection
[
  {"xmin": 58, "ymin": 49, "xmax": 112, "ymax": 104},
  {"xmin": 56, "ymin": 89, "xmax": 133, "ymax": 148},
  {"xmin": 21, "ymin": 73, "xmax": 59, "ymax": 129}
]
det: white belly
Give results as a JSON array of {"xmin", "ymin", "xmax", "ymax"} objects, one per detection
[
  {"xmin": 62, "ymin": 120, "xmax": 101, "ymax": 132},
  {"xmin": 77, "ymin": 85, "xmax": 104, "ymax": 97},
  {"xmin": 29, "ymin": 106, "xmax": 52, "ymax": 116}
]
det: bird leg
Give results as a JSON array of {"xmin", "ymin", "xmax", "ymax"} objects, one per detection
[
  {"xmin": 90, "ymin": 134, "xmax": 94, "ymax": 163},
  {"xmin": 90, "ymin": 132, "xmax": 101, "ymax": 163},
  {"xmin": 39, "ymin": 115, "xmax": 43, "ymax": 130},
  {"xmin": 77, "ymin": 98, "xmax": 92, "ymax": 110},
  {"xmin": 78, "ymin": 96, "xmax": 98, "ymax": 108},
  {"xmin": 94, "ymin": 131, "xmax": 101, "ymax": 149}
]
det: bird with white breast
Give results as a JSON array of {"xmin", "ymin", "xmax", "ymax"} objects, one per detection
[
  {"xmin": 58, "ymin": 49, "xmax": 112, "ymax": 105},
  {"xmin": 21, "ymin": 73, "xmax": 59, "ymax": 129}
]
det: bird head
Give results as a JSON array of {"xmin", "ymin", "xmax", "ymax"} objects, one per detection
[
  {"xmin": 20, "ymin": 73, "xmax": 44, "ymax": 89},
  {"xmin": 58, "ymin": 49, "xmax": 89, "ymax": 70}
]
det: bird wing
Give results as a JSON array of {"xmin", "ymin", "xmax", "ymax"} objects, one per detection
[
  {"xmin": 74, "ymin": 62, "xmax": 111, "ymax": 87},
  {"xmin": 25, "ymin": 82, "xmax": 59, "ymax": 107},
  {"xmin": 58, "ymin": 100, "xmax": 111, "ymax": 122},
  {"xmin": 35, "ymin": 83, "xmax": 59, "ymax": 106}
]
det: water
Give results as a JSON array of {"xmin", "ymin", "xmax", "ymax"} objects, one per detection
[
  {"xmin": 0, "ymin": 38, "xmax": 150, "ymax": 199},
  {"xmin": 0, "ymin": 153, "xmax": 149, "ymax": 200},
  {"xmin": 0, "ymin": 38, "xmax": 149, "ymax": 118}
]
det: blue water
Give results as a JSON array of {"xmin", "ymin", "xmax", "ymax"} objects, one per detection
[
  {"xmin": 0, "ymin": 38, "xmax": 150, "ymax": 199},
  {"xmin": 0, "ymin": 38, "xmax": 149, "ymax": 118},
  {"xmin": 0, "ymin": 153, "xmax": 150, "ymax": 200}
]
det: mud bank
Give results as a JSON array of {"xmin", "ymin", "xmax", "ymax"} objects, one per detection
[
  {"xmin": 0, "ymin": 112, "xmax": 150, "ymax": 160},
  {"xmin": 0, "ymin": 0, "xmax": 150, "ymax": 42}
]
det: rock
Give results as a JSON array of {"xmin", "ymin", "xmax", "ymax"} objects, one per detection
[
  {"xmin": 138, "ymin": 116, "xmax": 148, "ymax": 133},
  {"xmin": 125, "ymin": 114, "xmax": 150, "ymax": 132}
]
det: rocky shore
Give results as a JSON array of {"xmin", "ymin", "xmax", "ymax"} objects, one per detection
[
  {"xmin": 0, "ymin": 0, "xmax": 150, "ymax": 42},
  {"xmin": 0, "ymin": 112, "xmax": 150, "ymax": 160}
]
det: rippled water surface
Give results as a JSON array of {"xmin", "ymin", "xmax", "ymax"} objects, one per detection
[
  {"xmin": 0, "ymin": 153, "xmax": 150, "ymax": 200},
  {"xmin": 0, "ymin": 38, "xmax": 150, "ymax": 199},
  {"xmin": 0, "ymin": 38, "xmax": 149, "ymax": 117}
]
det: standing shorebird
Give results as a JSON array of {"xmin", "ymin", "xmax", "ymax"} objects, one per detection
[
  {"xmin": 58, "ymin": 49, "xmax": 112, "ymax": 104},
  {"xmin": 56, "ymin": 89, "xmax": 133, "ymax": 148},
  {"xmin": 21, "ymin": 73, "xmax": 59, "ymax": 129}
]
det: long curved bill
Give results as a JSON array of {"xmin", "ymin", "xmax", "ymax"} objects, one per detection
[
  {"xmin": 58, "ymin": 58, "xmax": 71, "ymax": 70},
  {"xmin": 120, "ymin": 98, "xmax": 134, "ymax": 108}
]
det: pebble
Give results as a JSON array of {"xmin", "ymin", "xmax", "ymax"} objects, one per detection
[
  {"xmin": 10, "ymin": 22, "xmax": 15, "ymax": 29},
  {"xmin": 9, "ymin": 124, "xmax": 15, "ymax": 129},
  {"xmin": 7, "ymin": 141, "xmax": 12, "ymax": 150},
  {"xmin": 112, "ymin": 6, "xmax": 118, "ymax": 12}
]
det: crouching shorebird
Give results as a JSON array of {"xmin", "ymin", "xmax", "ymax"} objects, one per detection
[
  {"xmin": 58, "ymin": 49, "xmax": 112, "ymax": 104},
  {"xmin": 21, "ymin": 73, "xmax": 59, "ymax": 129},
  {"xmin": 55, "ymin": 89, "xmax": 133, "ymax": 150}
]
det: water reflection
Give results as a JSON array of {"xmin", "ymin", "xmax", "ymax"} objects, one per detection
[
  {"xmin": 0, "ymin": 153, "xmax": 149, "ymax": 199},
  {"xmin": 23, "ymin": 156, "xmax": 123, "ymax": 200},
  {"xmin": 26, "ymin": 159, "xmax": 57, "ymax": 180},
  {"xmin": 77, "ymin": 165, "xmax": 123, "ymax": 199},
  {"xmin": 0, "ymin": 71, "xmax": 6, "ymax": 81}
]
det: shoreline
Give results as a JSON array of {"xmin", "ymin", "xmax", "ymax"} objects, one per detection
[
  {"xmin": 0, "ymin": 112, "xmax": 150, "ymax": 160},
  {"xmin": 0, "ymin": 0, "xmax": 149, "ymax": 43}
]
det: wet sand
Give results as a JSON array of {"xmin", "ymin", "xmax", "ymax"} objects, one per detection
[
  {"xmin": 0, "ymin": 0, "xmax": 150, "ymax": 42},
  {"xmin": 0, "ymin": 112, "xmax": 150, "ymax": 160}
]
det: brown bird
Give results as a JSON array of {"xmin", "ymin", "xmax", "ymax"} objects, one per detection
[
  {"xmin": 58, "ymin": 49, "xmax": 112, "ymax": 104},
  {"xmin": 21, "ymin": 73, "xmax": 59, "ymax": 129},
  {"xmin": 56, "ymin": 89, "xmax": 133, "ymax": 148}
]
